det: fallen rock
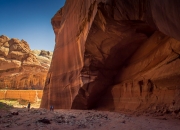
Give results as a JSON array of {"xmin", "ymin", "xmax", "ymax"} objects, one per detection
[
  {"xmin": 11, "ymin": 112, "xmax": 19, "ymax": 115},
  {"xmin": 122, "ymin": 120, "xmax": 126, "ymax": 123},
  {"xmin": 38, "ymin": 118, "xmax": 51, "ymax": 124}
]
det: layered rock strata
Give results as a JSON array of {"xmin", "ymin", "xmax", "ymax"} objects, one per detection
[
  {"xmin": 41, "ymin": 0, "xmax": 180, "ymax": 114},
  {"xmin": 0, "ymin": 90, "xmax": 42, "ymax": 102},
  {"xmin": 0, "ymin": 35, "xmax": 52, "ymax": 90}
]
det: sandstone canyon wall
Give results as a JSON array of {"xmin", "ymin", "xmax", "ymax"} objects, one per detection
[
  {"xmin": 0, "ymin": 90, "xmax": 42, "ymax": 103},
  {"xmin": 41, "ymin": 0, "xmax": 180, "ymax": 114},
  {"xmin": 0, "ymin": 35, "xmax": 52, "ymax": 90}
]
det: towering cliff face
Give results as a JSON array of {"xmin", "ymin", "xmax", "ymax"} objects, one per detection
[
  {"xmin": 0, "ymin": 35, "xmax": 52, "ymax": 90},
  {"xmin": 41, "ymin": 0, "xmax": 180, "ymax": 114}
]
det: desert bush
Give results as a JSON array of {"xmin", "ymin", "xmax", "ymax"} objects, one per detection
[{"xmin": 18, "ymin": 99, "xmax": 29, "ymax": 105}]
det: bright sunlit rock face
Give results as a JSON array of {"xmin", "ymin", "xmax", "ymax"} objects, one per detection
[
  {"xmin": 0, "ymin": 35, "xmax": 52, "ymax": 90},
  {"xmin": 41, "ymin": 0, "xmax": 180, "ymax": 113}
]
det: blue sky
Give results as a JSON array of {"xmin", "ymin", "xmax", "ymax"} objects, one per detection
[{"xmin": 0, "ymin": 0, "xmax": 65, "ymax": 51}]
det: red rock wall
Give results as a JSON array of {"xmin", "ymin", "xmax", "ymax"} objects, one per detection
[
  {"xmin": 98, "ymin": 32, "xmax": 180, "ymax": 112},
  {"xmin": 0, "ymin": 90, "xmax": 43, "ymax": 102},
  {"xmin": 41, "ymin": 0, "xmax": 100, "ymax": 109},
  {"xmin": 0, "ymin": 36, "xmax": 52, "ymax": 90},
  {"xmin": 0, "ymin": 70, "xmax": 46, "ymax": 90},
  {"xmin": 41, "ymin": 0, "xmax": 180, "ymax": 113}
]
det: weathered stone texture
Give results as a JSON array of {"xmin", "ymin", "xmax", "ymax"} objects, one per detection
[
  {"xmin": 41, "ymin": 0, "xmax": 180, "ymax": 114},
  {"xmin": 0, "ymin": 35, "xmax": 52, "ymax": 90}
]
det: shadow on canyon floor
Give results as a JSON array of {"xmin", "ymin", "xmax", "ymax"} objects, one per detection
[{"xmin": 0, "ymin": 101, "xmax": 13, "ymax": 110}]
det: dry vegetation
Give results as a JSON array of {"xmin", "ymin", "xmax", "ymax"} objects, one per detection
[{"xmin": 0, "ymin": 99, "xmax": 41, "ymax": 109}]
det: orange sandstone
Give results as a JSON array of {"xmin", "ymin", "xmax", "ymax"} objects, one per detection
[{"xmin": 41, "ymin": 0, "xmax": 180, "ymax": 114}]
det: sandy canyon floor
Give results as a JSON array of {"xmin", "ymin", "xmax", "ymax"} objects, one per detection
[{"xmin": 0, "ymin": 106, "xmax": 180, "ymax": 130}]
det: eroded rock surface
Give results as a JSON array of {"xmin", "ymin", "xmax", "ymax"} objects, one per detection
[
  {"xmin": 41, "ymin": 0, "xmax": 180, "ymax": 115},
  {"xmin": 32, "ymin": 50, "xmax": 53, "ymax": 69},
  {"xmin": 0, "ymin": 90, "xmax": 42, "ymax": 102},
  {"xmin": 0, "ymin": 35, "xmax": 52, "ymax": 90}
]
